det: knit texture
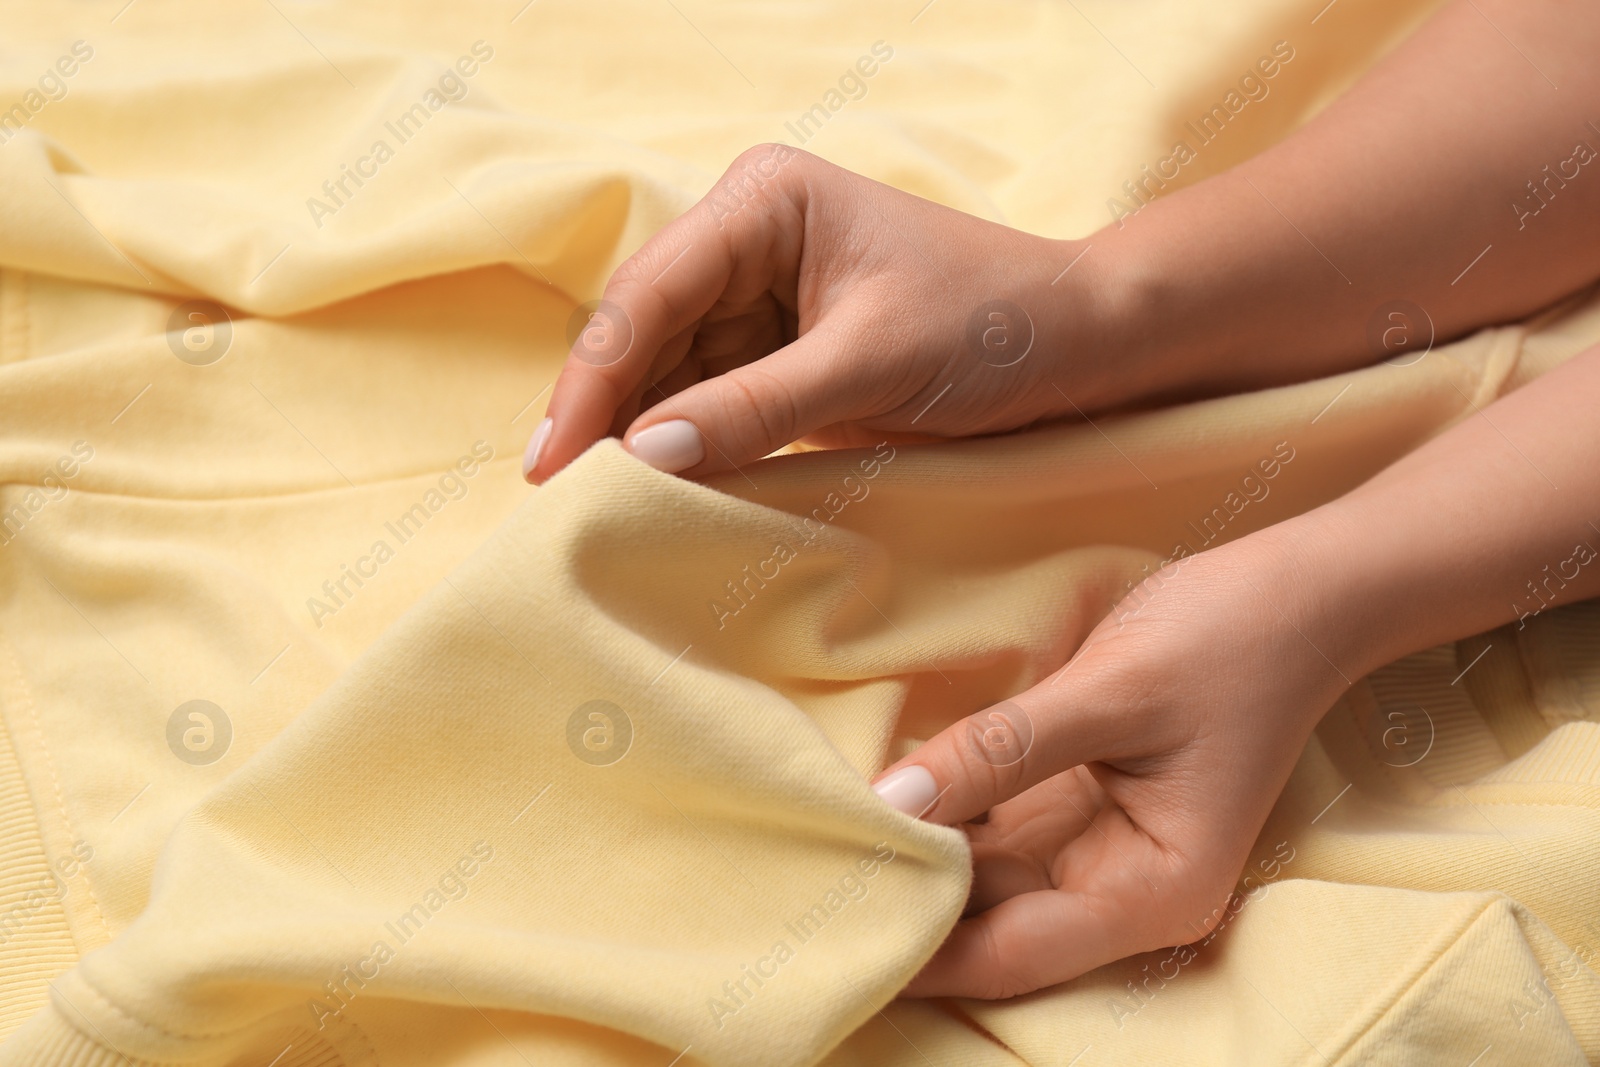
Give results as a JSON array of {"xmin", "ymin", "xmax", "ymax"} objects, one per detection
[{"xmin": 1, "ymin": 1, "xmax": 1597, "ymax": 1064}]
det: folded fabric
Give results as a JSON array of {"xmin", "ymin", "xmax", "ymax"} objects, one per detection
[{"xmin": 1, "ymin": 0, "xmax": 1597, "ymax": 1064}]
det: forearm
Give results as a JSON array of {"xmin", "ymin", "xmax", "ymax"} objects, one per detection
[
  {"xmin": 1259, "ymin": 345, "xmax": 1600, "ymax": 684},
  {"xmin": 1083, "ymin": 0, "xmax": 1600, "ymax": 408}
]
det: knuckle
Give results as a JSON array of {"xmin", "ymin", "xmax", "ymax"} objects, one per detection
[
  {"xmin": 927, "ymin": 739, "xmax": 1002, "ymax": 811},
  {"xmin": 604, "ymin": 261, "xmax": 650, "ymax": 300},
  {"xmin": 605, "ymin": 247, "xmax": 673, "ymax": 306},
  {"xmin": 716, "ymin": 367, "xmax": 799, "ymax": 453},
  {"xmin": 731, "ymin": 142, "xmax": 808, "ymax": 181},
  {"xmin": 1080, "ymin": 663, "xmax": 1183, "ymax": 752},
  {"xmin": 940, "ymin": 748, "xmax": 1032, "ymax": 827},
  {"xmin": 973, "ymin": 922, "xmax": 1038, "ymax": 1000},
  {"xmin": 961, "ymin": 700, "xmax": 1036, "ymax": 771},
  {"xmin": 566, "ymin": 297, "xmax": 641, "ymax": 374},
  {"xmin": 705, "ymin": 144, "xmax": 810, "ymax": 227}
]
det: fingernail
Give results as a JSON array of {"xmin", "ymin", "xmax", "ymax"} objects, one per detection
[
  {"xmin": 522, "ymin": 417, "xmax": 553, "ymax": 482},
  {"xmin": 627, "ymin": 419, "xmax": 704, "ymax": 474},
  {"xmin": 871, "ymin": 765, "xmax": 939, "ymax": 818}
]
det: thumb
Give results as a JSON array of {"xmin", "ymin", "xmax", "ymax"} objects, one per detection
[
  {"xmin": 620, "ymin": 325, "xmax": 868, "ymax": 476},
  {"xmin": 869, "ymin": 686, "xmax": 1109, "ymax": 826}
]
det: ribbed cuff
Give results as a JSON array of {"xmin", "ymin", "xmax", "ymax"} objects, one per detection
[
  {"xmin": 0, "ymin": 1004, "xmax": 150, "ymax": 1067},
  {"xmin": 0, "ymin": 632, "xmax": 87, "ymax": 1037}
]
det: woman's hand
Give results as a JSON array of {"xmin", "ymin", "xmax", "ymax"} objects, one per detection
[
  {"xmin": 871, "ymin": 524, "xmax": 1353, "ymax": 999},
  {"xmin": 523, "ymin": 145, "xmax": 1132, "ymax": 482},
  {"xmin": 872, "ymin": 340, "xmax": 1600, "ymax": 999},
  {"xmin": 524, "ymin": 0, "xmax": 1600, "ymax": 487}
]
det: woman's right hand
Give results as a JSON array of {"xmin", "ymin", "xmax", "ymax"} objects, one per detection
[
  {"xmin": 523, "ymin": 145, "xmax": 1137, "ymax": 482},
  {"xmin": 523, "ymin": 0, "xmax": 1600, "ymax": 488}
]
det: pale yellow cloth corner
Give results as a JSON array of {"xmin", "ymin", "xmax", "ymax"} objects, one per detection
[{"xmin": 1, "ymin": 1, "xmax": 1597, "ymax": 1065}]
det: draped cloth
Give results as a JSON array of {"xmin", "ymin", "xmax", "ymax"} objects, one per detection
[{"xmin": 1, "ymin": 0, "xmax": 1597, "ymax": 1063}]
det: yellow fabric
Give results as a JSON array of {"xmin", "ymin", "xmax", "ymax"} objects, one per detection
[{"xmin": 2, "ymin": 1, "xmax": 1598, "ymax": 1065}]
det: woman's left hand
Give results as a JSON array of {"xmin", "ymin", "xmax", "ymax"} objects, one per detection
[{"xmin": 870, "ymin": 520, "xmax": 1354, "ymax": 998}]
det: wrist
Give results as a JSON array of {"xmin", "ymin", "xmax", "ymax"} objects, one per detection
[
  {"xmin": 1034, "ymin": 231, "xmax": 1160, "ymax": 414},
  {"xmin": 1043, "ymin": 204, "xmax": 1228, "ymax": 414},
  {"xmin": 1237, "ymin": 502, "xmax": 1426, "ymax": 688},
  {"xmin": 1074, "ymin": 170, "xmax": 1383, "ymax": 411},
  {"xmin": 1126, "ymin": 515, "xmax": 1363, "ymax": 732}
]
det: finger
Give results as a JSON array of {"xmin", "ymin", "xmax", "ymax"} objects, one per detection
[
  {"xmin": 977, "ymin": 765, "xmax": 1103, "ymax": 848},
  {"xmin": 620, "ymin": 319, "xmax": 880, "ymax": 476},
  {"xmin": 621, "ymin": 300, "xmax": 786, "ymax": 428},
  {"xmin": 964, "ymin": 768, "xmax": 1101, "ymax": 914},
  {"xmin": 966, "ymin": 842, "xmax": 1051, "ymax": 915},
  {"xmin": 796, "ymin": 424, "xmax": 950, "ymax": 450},
  {"xmin": 868, "ymin": 680, "xmax": 1128, "ymax": 828},
  {"xmin": 525, "ymin": 143, "xmax": 810, "ymax": 484},
  {"xmin": 906, "ymin": 889, "xmax": 1131, "ymax": 999},
  {"xmin": 610, "ymin": 322, "xmax": 701, "ymax": 436},
  {"xmin": 904, "ymin": 815, "xmax": 1176, "ymax": 998}
]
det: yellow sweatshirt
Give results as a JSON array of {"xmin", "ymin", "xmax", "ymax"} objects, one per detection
[{"xmin": 1, "ymin": 0, "xmax": 1597, "ymax": 1064}]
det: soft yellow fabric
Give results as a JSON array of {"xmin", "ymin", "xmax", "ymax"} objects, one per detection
[{"xmin": 2, "ymin": 1, "xmax": 1598, "ymax": 1064}]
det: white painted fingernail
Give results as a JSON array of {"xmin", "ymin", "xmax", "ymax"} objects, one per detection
[
  {"xmin": 871, "ymin": 765, "xmax": 938, "ymax": 818},
  {"xmin": 522, "ymin": 417, "xmax": 552, "ymax": 482},
  {"xmin": 627, "ymin": 419, "xmax": 704, "ymax": 474}
]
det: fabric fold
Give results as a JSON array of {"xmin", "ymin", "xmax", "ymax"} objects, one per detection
[
  {"xmin": 7, "ymin": 441, "xmax": 979, "ymax": 1067},
  {"xmin": 6, "ymin": 1, "xmax": 1600, "ymax": 1064}
]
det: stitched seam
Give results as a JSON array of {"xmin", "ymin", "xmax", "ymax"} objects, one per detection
[
  {"xmin": 54, "ymin": 974, "xmax": 385, "ymax": 1059},
  {"xmin": 0, "ymin": 629, "xmax": 266, "ymax": 1052},
  {"xmin": 0, "ymin": 628, "xmax": 112, "ymax": 942},
  {"xmin": 60, "ymin": 967, "xmax": 258, "ymax": 1043}
]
